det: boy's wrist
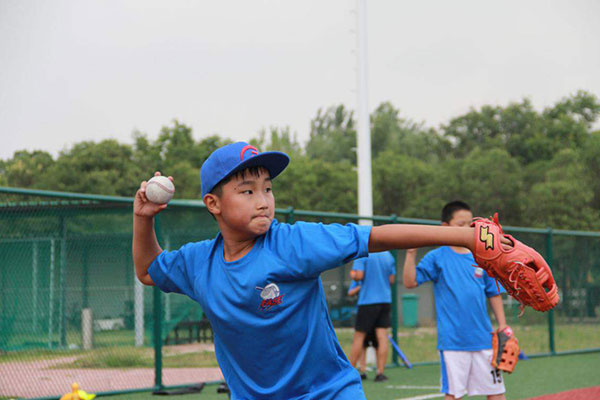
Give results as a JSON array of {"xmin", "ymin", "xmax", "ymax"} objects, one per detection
[{"xmin": 134, "ymin": 213, "xmax": 154, "ymax": 221}]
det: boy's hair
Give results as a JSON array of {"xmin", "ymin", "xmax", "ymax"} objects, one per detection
[
  {"xmin": 441, "ymin": 200, "xmax": 471, "ymax": 223},
  {"xmin": 209, "ymin": 166, "xmax": 269, "ymax": 197}
]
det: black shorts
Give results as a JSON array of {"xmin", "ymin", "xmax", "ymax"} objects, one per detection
[
  {"xmin": 363, "ymin": 330, "xmax": 379, "ymax": 348},
  {"xmin": 355, "ymin": 303, "xmax": 391, "ymax": 334}
]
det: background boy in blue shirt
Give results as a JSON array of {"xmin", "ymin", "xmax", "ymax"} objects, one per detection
[
  {"xmin": 133, "ymin": 142, "xmax": 512, "ymax": 400},
  {"xmin": 403, "ymin": 201, "xmax": 509, "ymax": 400},
  {"xmin": 347, "ymin": 271, "xmax": 379, "ymax": 380},
  {"xmin": 349, "ymin": 251, "xmax": 396, "ymax": 382}
]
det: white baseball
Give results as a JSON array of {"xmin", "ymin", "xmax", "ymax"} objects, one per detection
[{"xmin": 145, "ymin": 176, "xmax": 175, "ymax": 204}]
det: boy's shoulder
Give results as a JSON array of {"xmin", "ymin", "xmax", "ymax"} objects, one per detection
[
  {"xmin": 424, "ymin": 246, "xmax": 446, "ymax": 258},
  {"xmin": 419, "ymin": 246, "xmax": 454, "ymax": 265},
  {"xmin": 178, "ymin": 236, "xmax": 219, "ymax": 257},
  {"xmin": 422, "ymin": 246, "xmax": 475, "ymax": 268},
  {"xmin": 267, "ymin": 219, "xmax": 333, "ymax": 237},
  {"xmin": 265, "ymin": 219, "xmax": 368, "ymax": 250},
  {"xmin": 268, "ymin": 219, "xmax": 361, "ymax": 232}
]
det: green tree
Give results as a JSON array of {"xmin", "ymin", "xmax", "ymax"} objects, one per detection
[
  {"xmin": 132, "ymin": 130, "xmax": 163, "ymax": 175},
  {"xmin": 414, "ymin": 149, "xmax": 524, "ymax": 224},
  {"xmin": 371, "ymin": 102, "xmax": 450, "ymax": 162},
  {"xmin": 134, "ymin": 121, "xmax": 227, "ymax": 198},
  {"xmin": 543, "ymin": 90, "xmax": 600, "ymax": 126},
  {"xmin": 167, "ymin": 160, "xmax": 202, "ymax": 199},
  {"xmin": 499, "ymin": 99, "xmax": 551, "ymax": 164},
  {"xmin": 44, "ymin": 140, "xmax": 139, "ymax": 196},
  {"xmin": 155, "ymin": 120, "xmax": 205, "ymax": 170},
  {"xmin": 306, "ymin": 105, "xmax": 356, "ymax": 164},
  {"xmin": 0, "ymin": 150, "xmax": 55, "ymax": 188},
  {"xmin": 525, "ymin": 149, "xmax": 598, "ymax": 230},
  {"xmin": 251, "ymin": 126, "xmax": 303, "ymax": 157},
  {"xmin": 274, "ymin": 156, "xmax": 357, "ymax": 213},
  {"xmin": 443, "ymin": 104, "xmax": 504, "ymax": 158},
  {"xmin": 372, "ymin": 150, "xmax": 435, "ymax": 216},
  {"xmin": 444, "ymin": 92, "xmax": 600, "ymax": 165},
  {"xmin": 581, "ymin": 130, "xmax": 600, "ymax": 210}
]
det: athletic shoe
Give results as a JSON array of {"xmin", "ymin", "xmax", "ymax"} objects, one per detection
[
  {"xmin": 360, "ymin": 373, "xmax": 367, "ymax": 380},
  {"xmin": 374, "ymin": 374, "xmax": 388, "ymax": 382},
  {"xmin": 217, "ymin": 383, "xmax": 230, "ymax": 393}
]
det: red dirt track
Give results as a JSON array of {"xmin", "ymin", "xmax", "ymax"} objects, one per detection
[
  {"xmin": 0, "ymin": 356, "xmax": 223, "ymax": 398},
  {"xmin": 527, "ymin": 386, "xmax": 600, "ymax": 400}
]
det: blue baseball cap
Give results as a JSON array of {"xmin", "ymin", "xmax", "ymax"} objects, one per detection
[{"xmin": 201, "ymin": 142, "xmax": 290, "ymax": 197}]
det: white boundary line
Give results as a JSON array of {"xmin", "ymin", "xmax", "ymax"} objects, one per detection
[
  {"xmin": 385, "ymin": 384, "xmax": 444, "ymax": 400},
  {"xmin": 394, "ymin": 394, "xmax": 444, "ymax": 400},
  {"xmin": 385, "ymin": 385, "xmax": 440, "ymax": 390}
]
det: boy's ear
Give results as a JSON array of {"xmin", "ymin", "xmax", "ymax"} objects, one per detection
[{"xmin": 203, "ymin": 193, "xmax": 221, "ymax": 215}]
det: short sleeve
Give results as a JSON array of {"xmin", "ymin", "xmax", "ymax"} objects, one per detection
[
  {"xmin": 483, "ymin": 270, "xmax": 507, "ymax": 297},
  {"xmin": 267, "ymin": 221, "xmax": 372, "ymax": 277},
  {"xmin": 353, "ymin": 257, "xmax": 367, "ymax": 272},
  {"xmin": 148, "ymin": 242, "xmax": 199, "ymax": 296},
  {"xmin": 387, "ymin": 252, "xmax": 397, "ymax": 276},
  {"xmin": 415, "ymin": 250, "xmax": 440, "ymax": 285}
]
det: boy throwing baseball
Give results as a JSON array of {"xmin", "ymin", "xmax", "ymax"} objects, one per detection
[{"xmin": 133, "ymin": 142, "xmax": 533, "ymax": 400}]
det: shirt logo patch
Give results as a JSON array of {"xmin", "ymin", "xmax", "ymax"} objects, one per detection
[
  {"xmin": 256, "ymin": 283, "xmax": 284, "ymax": 311},
  {"xmin": 474, "ymin": 267, "xmax": 484, "ymax": 278}
]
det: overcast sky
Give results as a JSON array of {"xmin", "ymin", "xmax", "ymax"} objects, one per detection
[{"xmin": 1, "ymin": 0, "xmax": 599, "ymax": 160}]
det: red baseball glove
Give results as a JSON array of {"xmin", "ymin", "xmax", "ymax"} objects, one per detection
[
  {"xmin": 471, "ymin": 213, "xmax": 559, "ymax": 314},
  {"xmin": 491, "ymin": 326, "xmax": 519, "ymax": 373}
]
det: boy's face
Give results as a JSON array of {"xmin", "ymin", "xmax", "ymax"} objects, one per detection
[
  {"xmin": 216, "ymin": 167, "xmax": 275, "ymax": 237},
  {"xmin": 444, "ymin": 209, "xmax": 473, "ymax": 228}
]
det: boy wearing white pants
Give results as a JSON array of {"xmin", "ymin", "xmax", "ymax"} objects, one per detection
[
  {"xmin": 403, "ymin": 201, "xmax": 508, "ymax": 400},
  {"xmin": 440, "ymin": 349, "xmax": 504, "ymax": 397}
]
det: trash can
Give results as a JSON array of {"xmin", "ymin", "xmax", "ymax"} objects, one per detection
[{"xmin": 402, "ymin": 293, "xmax": 419, "ymax": 327}]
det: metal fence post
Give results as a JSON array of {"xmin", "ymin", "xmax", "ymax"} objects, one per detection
[
  {"xmin": 59, "ymin": 216, "xmax": 67, "ymax": 348},
  {"xmin": 153, "ymin": 214, "xmax": 164, "ymax": 389},
  {"xmin": 286, "ymin": 206, "xmax": 295, "ymax": 224},
  {"xmin": 390, "ymin": 214, "xmax": 399, "ymax": 366},
  {"xmin": 546, "ymin": 227, "xmax": 556, "ymax": 355}
]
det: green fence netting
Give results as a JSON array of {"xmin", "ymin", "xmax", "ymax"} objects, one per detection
[{"xmin": 0, "ymin": 187, "xmax": 599, "ymax": 399}]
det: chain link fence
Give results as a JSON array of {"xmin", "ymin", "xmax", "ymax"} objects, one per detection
[{"xmin": 0, "ymin": 187, "xmax": 598, "ymax": 399}]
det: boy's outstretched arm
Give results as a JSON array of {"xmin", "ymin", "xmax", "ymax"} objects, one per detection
[
  {"xmin": 132, "ymin": 172, "xmax": 171, "ymax": 286},
  {"xmin": 369, "ymin": 225, "xmax": 474, "ymax": 253},
  {"xmin": 369, "ymin": 224, "xmax": 513, "ymax": 253},
  {"xmin": 402, "ymin": 249, "xmax": 418, "ymax": 288}
]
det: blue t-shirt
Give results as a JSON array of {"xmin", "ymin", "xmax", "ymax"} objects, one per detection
[
  {"xmin": 352, "ymin": 251, "xmax": 396, "ymax": 306},
  {"xmin": 149, "ymin": 219, "xmax": 371, "ymax": 400},
  {"xmin": 416, "ymin": 246, "xmax": 506, "ymax": 351}
]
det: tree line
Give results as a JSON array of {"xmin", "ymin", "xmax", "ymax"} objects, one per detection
[{"xmin": 1, "ymin": 90, "xmax": 599, "ymax": 231}]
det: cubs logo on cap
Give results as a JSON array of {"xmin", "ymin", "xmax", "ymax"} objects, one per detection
[{"xmin": 200, "ymin": 142, "xmax": 290, "ymax": 197}]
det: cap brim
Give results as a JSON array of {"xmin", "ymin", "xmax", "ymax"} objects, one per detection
[{"xmin": 226, "ymin": 151, "xmax": 290, "ymax": 181}]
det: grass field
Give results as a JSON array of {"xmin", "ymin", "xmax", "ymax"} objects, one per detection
[
  {"xmin": 42, "ymin": 352, "xmax": 598, "ymax": 400},
  {"xmin": 3, "ymin": 323, "xmax": 598, "ymax": 369}
]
